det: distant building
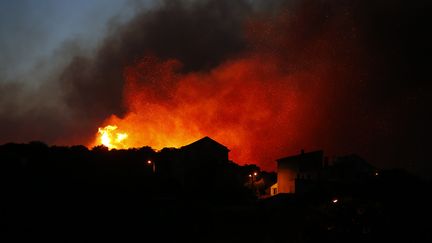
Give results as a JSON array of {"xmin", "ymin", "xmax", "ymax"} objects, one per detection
[
  {"xmin": 270, "ymin": 183, "xmax": 278, "ymax": 196},
  {"xmin": 158, "ymin": 136, "xmax": 231, "ymax": 190},
  {"xmin": 276, "ymin": 150, "xmax": 323, "ymax": 193},
  {"xmin": 323, "ymin": 154, "xmax": 375, "ymax": 182},
  {"xmin": 180, "ymin": 136, "xmax": 230, "ymax": 164},
  {"xmin": 274, "ymin": 150, "xmax": 376, "ymax": 195}
]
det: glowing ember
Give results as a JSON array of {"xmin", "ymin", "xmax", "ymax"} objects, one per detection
[{"xmin": 97, "ymin": 125, "xmax": 128, "ymax": 149}]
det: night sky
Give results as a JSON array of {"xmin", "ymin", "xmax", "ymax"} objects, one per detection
[{"xmin": 1, "ymin": 0, "xmax": 431, "ymax": 178}]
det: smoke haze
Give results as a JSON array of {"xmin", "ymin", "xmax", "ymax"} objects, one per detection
[{"xmin": 1, "ymin": 0, "xmax": 431, "ymax": 176}]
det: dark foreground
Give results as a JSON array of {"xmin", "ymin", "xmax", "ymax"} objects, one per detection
[
  {"xmin": 1, "ymin": 142, "xmax": 431, "ymax": 242},
  {"xmin": 2, "ymin": 178, "xmax": 432, "ymax": 243}
]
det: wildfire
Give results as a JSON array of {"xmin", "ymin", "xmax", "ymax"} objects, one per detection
[
  {"xmin": 90, "ymin": 56, "xmax": 307, "ymax": 167},
  {"xmin": 88, "ymin": 3, "xmax": 347, "ymax": 167},
  {"xmin": 97, "ymin": 125, "xmax": 128, "ymax": 149}
]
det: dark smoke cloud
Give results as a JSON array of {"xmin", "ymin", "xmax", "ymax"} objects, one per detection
[
  {"xmin": 1, "ymin": 0, "xmax": 431, "ymax": 177},
  {"xmin": 1, "ymin": 0, "xmax": 254, "ymax": 144},
  {"xmin": 60, "ymin": 0, "xmax": 252, "ymax": 122}
]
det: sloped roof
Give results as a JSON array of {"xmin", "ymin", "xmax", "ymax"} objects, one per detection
[
  {"xmin": 276, "ymin": 150, "xmax": 323, "ymax": 171},
  {"xmin": 181, "ymin": 136, "xmax": 229, "ymax": 152},
  {"xmin": 276, "ymin": 150, "xmax": 323, "ymax": 163}
]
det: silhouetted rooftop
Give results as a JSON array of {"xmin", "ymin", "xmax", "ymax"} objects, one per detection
[
  {"xmin": 181, "ymin": 136, "xmax": 229, "ymax": 152},
  {"xmin": 276, "ymin": 150, "xmax": 323, "ymax": 163}
]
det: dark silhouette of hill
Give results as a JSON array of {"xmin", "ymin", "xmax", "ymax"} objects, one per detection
[
  {"xmin": 0, "ymin": 141, "xmax": 430, "ymax": 242},
  {"xmin": 0, "ymin": 141, "xmax": 270, "ymax": 241}
]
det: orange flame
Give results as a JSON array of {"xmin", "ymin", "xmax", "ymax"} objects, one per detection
[
  {"xmin": 97, "ymin": 125, "xmax": 128, "ymax": 149},
  {"xmin": 89, "ymin": 7, "xmax": 358, "ymax": 171},
  {"xmin": 91, "ymin": 55, "xmax": 319, "ymax": 170}
]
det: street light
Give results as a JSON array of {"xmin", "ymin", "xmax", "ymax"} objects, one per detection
[
  {"xmin": 249, "ymin": 172, "xmax": 259, "ymax": 197},
  {"xmin": 248, "ymin": 172, "xmax": 258, "ymax": 181},
  {"xmin": 147, "ymin": 160, "xmax": 155, "ymax": 173}
]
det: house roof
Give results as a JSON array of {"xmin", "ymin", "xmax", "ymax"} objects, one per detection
[
  {"xmin": 181, "ymin": 136, "xmax": 230, "ymax": 152},
  {"xmin": 276, "ymin": 150, "xmax": 323, "ymax": 172},
  {"xmin": 276, "ymin": 150, "xmax": 323, "ymax": 163}
]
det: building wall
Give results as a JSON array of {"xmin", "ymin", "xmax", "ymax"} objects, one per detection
[
  {"xmin": 270, "ymin": 183, "xmax": 278, "ymax": 196},
  {"xmin": 276, "ymin": 150, "xmax": 323, "ymax": 194},
  {"xmin": 277, "ymin": 166, "xmax": 297, "ymax": 193}
]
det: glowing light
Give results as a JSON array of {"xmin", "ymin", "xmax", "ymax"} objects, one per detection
[
  {"xmin": 332, "ymin": 199, "xmax": 338, "ymax": 203},
  {"xmin": 253, "ymin": 172, "xmax": 258, "ymax": 176},
  {"xmin": 375, "ymin": 172, "xmax": 379, "ymax": 176},
  {"xmin": 116, "ymin": 133, "xmax": 128, "ymax": 143},
  {"xmin": 248, "ymin": 174, "xmax": 252, "ymax": 177},
  {"xmin": 101, "ymin": 132, "xmax": 111, "ymax": 147},
  {"xmin": 97, "ymin": 125, "xmax": 128, "ymax": 149},
  {"xmin": 147, "ymin": 160, "xmax": 152, "ymax": 164},
  {"xmin": 90, "ymin": 54, "xmax": 309, "ymax": 171}
]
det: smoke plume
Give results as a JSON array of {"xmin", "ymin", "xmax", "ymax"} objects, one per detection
[{"xmin": 1, "ymin": 0, "xmax": 431, "ymax": 175}]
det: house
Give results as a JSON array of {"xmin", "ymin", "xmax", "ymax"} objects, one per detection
[
  {"xmin": 270, "ymin": 183, "xmax": 278, "ymax": 196},
  {"xmin": 324, "ymin": 154, "xmax": 376, "ymax": 182},
  {"xmin": 180, "ymin": 136, "xmax": 230, "ymax": 165},
  {"xmin": 157, "ymin": 136, "xmax": 231, "ymax": 192},
  {"xmin": 276, "ymin": 149, "xmax": 323, "ymax": 194},
  {"xmin": 273, "ymin": 149, "xmax": 377, "ymax": 195}
]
